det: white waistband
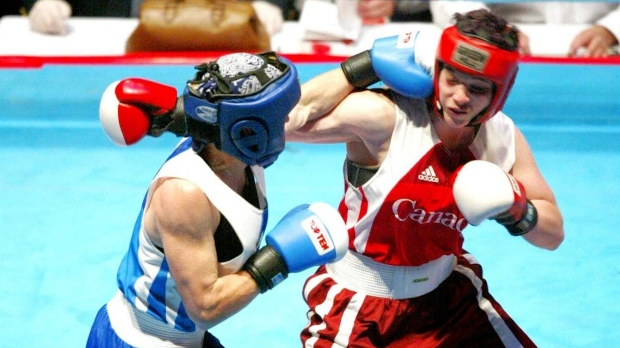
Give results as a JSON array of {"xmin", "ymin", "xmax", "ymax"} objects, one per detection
[
  {"xmin": 107, "ymin": 291, "xmax": 205, "ymax": 348},
  {"xmin": 325, "ymin": 251, "xmax": 456, "ymax": 299}
]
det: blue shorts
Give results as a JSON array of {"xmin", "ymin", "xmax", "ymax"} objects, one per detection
[{"xmin": 86, "ymin": 305, "xmax": 133, "ymax": 348}]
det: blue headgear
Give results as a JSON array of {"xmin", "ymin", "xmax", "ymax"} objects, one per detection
[{"xmin": 183, "ymin": 51, "xmax": 301, "ymax": 167}]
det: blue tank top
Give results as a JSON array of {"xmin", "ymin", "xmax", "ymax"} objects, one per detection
[{"xmin": 116, "ymin": 138, "xmax": 268, "ymax": 332}]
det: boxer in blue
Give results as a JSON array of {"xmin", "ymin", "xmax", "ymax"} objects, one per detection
[{"xmin": 87, "ymin": 51, "xmax": 348, "ymax": 348}]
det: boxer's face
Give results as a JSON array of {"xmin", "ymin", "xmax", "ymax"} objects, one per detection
[{"xmin": 437, "ymin": 66, "xmax": 494, "ymax": 128}]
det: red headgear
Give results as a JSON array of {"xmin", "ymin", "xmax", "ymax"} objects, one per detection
[{"xmin": 434, "ymin": 25, "xmax": 520, "ymax": 124}]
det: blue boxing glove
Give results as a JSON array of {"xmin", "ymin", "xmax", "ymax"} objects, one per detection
[
  {"xmin": 341, "ymin": 31, "xmax": 433, "ymax": 98},
  {"xmin": 244, "ymin": 202, "xmax": 348, "ymax": 293}
]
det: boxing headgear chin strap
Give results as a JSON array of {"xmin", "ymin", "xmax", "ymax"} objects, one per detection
[
  {"xmin": 434, "ymin": 25, "xmax": 519, "ymax": 125},
  {"xmin": 184, "ymin": 52, "xmax": 301, "ymax": 168}
]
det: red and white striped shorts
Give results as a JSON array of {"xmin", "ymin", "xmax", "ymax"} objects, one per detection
[{"xmin": 301, "ymin": 252, "xmax": 536, "ymax": 348}]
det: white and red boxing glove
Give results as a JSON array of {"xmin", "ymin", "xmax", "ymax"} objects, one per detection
[
  {"xmin": 99, "ymin": 78, "xmax": 179, "ymax": 146},
  {"xmin": 452, "ymin": 160, "xmax": 538, "ymax": 236},
  {"xmin": 28, "ymin": 0, "xmax": 72, "ymax": 35}
]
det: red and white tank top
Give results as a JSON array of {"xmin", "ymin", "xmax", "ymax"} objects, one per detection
[{"xmin": 339, "ymin": 94, "xmax": 515, "ymax": 266}]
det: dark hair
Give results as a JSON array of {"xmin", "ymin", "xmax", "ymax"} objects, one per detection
[{"xmin": 454, "ymin": 9, "xmax": 519, "ymax": 51}]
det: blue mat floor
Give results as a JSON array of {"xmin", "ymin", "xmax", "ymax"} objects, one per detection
[{"xmin": 0, "ymin": 62, "xmax": 619, "ymax": 347}]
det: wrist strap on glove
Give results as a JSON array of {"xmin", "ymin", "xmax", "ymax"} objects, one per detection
[
  {"xmin": 341, "ymin": 50, "xmax": 380, "ymax": 89},
  {"xmin": 147, "ymin": 97, "xmax": 187, "ymax": 137},
  {"xmin": 243, "ymin": 246, "xmax": 289, "ymax": 293},
  {"xmin": 146, "ymin": 97, "xmax": 217, "ymax": 145},
  {"xmin": 493, "ymin": 199, "xmax": 538, "ymax": 236}
]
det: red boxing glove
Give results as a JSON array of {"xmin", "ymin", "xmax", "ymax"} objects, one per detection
[
  {"xmin": 452, "ymin": 160, "xmax": 538, "ymax": 236},
  {"xmin": 99, "ymin": 78, "xmax": 178, "ymax": 146}
]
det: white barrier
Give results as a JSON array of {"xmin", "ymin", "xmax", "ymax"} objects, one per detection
[{"xmin": 0, "ymin": 15, "xmax": 595, "ymax": 57}]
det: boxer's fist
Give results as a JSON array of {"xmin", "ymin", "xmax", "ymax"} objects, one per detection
[
  {"xmin": 99, "ymin": 78, "xmax": 179, "ymax": 146},
  {"xmin": 28, "ymin": 0, "xmax": 72, "ymax": 35},
  {"xmin": 452, "ymin": 160, "xmax": 538, "ymax": 236},
  {"xmin": 341, "ymin": 31, "xmax": 433, "ymax": 98},
  {"xmin": 252, "ymin": 1, "xmax": 283, "ymax": 37},
  {"xmin": 244, "ymin": 202, "xmax": 348, "ymax": 293}
]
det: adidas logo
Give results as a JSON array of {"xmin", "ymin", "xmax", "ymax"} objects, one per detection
[{"xmin": 418, "ymin": 166, "xmax": 439, "ymax": 183}]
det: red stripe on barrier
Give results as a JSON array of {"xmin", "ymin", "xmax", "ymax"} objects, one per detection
[
  {"xmin": 0, "ymin": 52, "xmax": 348, "ymax": 68},
  {"xmin": 520, "ymin": 55, "xmax": 620, "ymax": 65},
  {"xmin": 1, "ymin": 52, "xmax": 618, "ymax": 69}
]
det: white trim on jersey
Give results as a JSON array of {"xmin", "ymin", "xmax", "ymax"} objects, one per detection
[
  {"xmin": 107, "ymin": 291, "xmax": 204, "ymax": 348},
  {"xmin": 326, "ymin": 251, "xmax": 456, "ymax": 299}
]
